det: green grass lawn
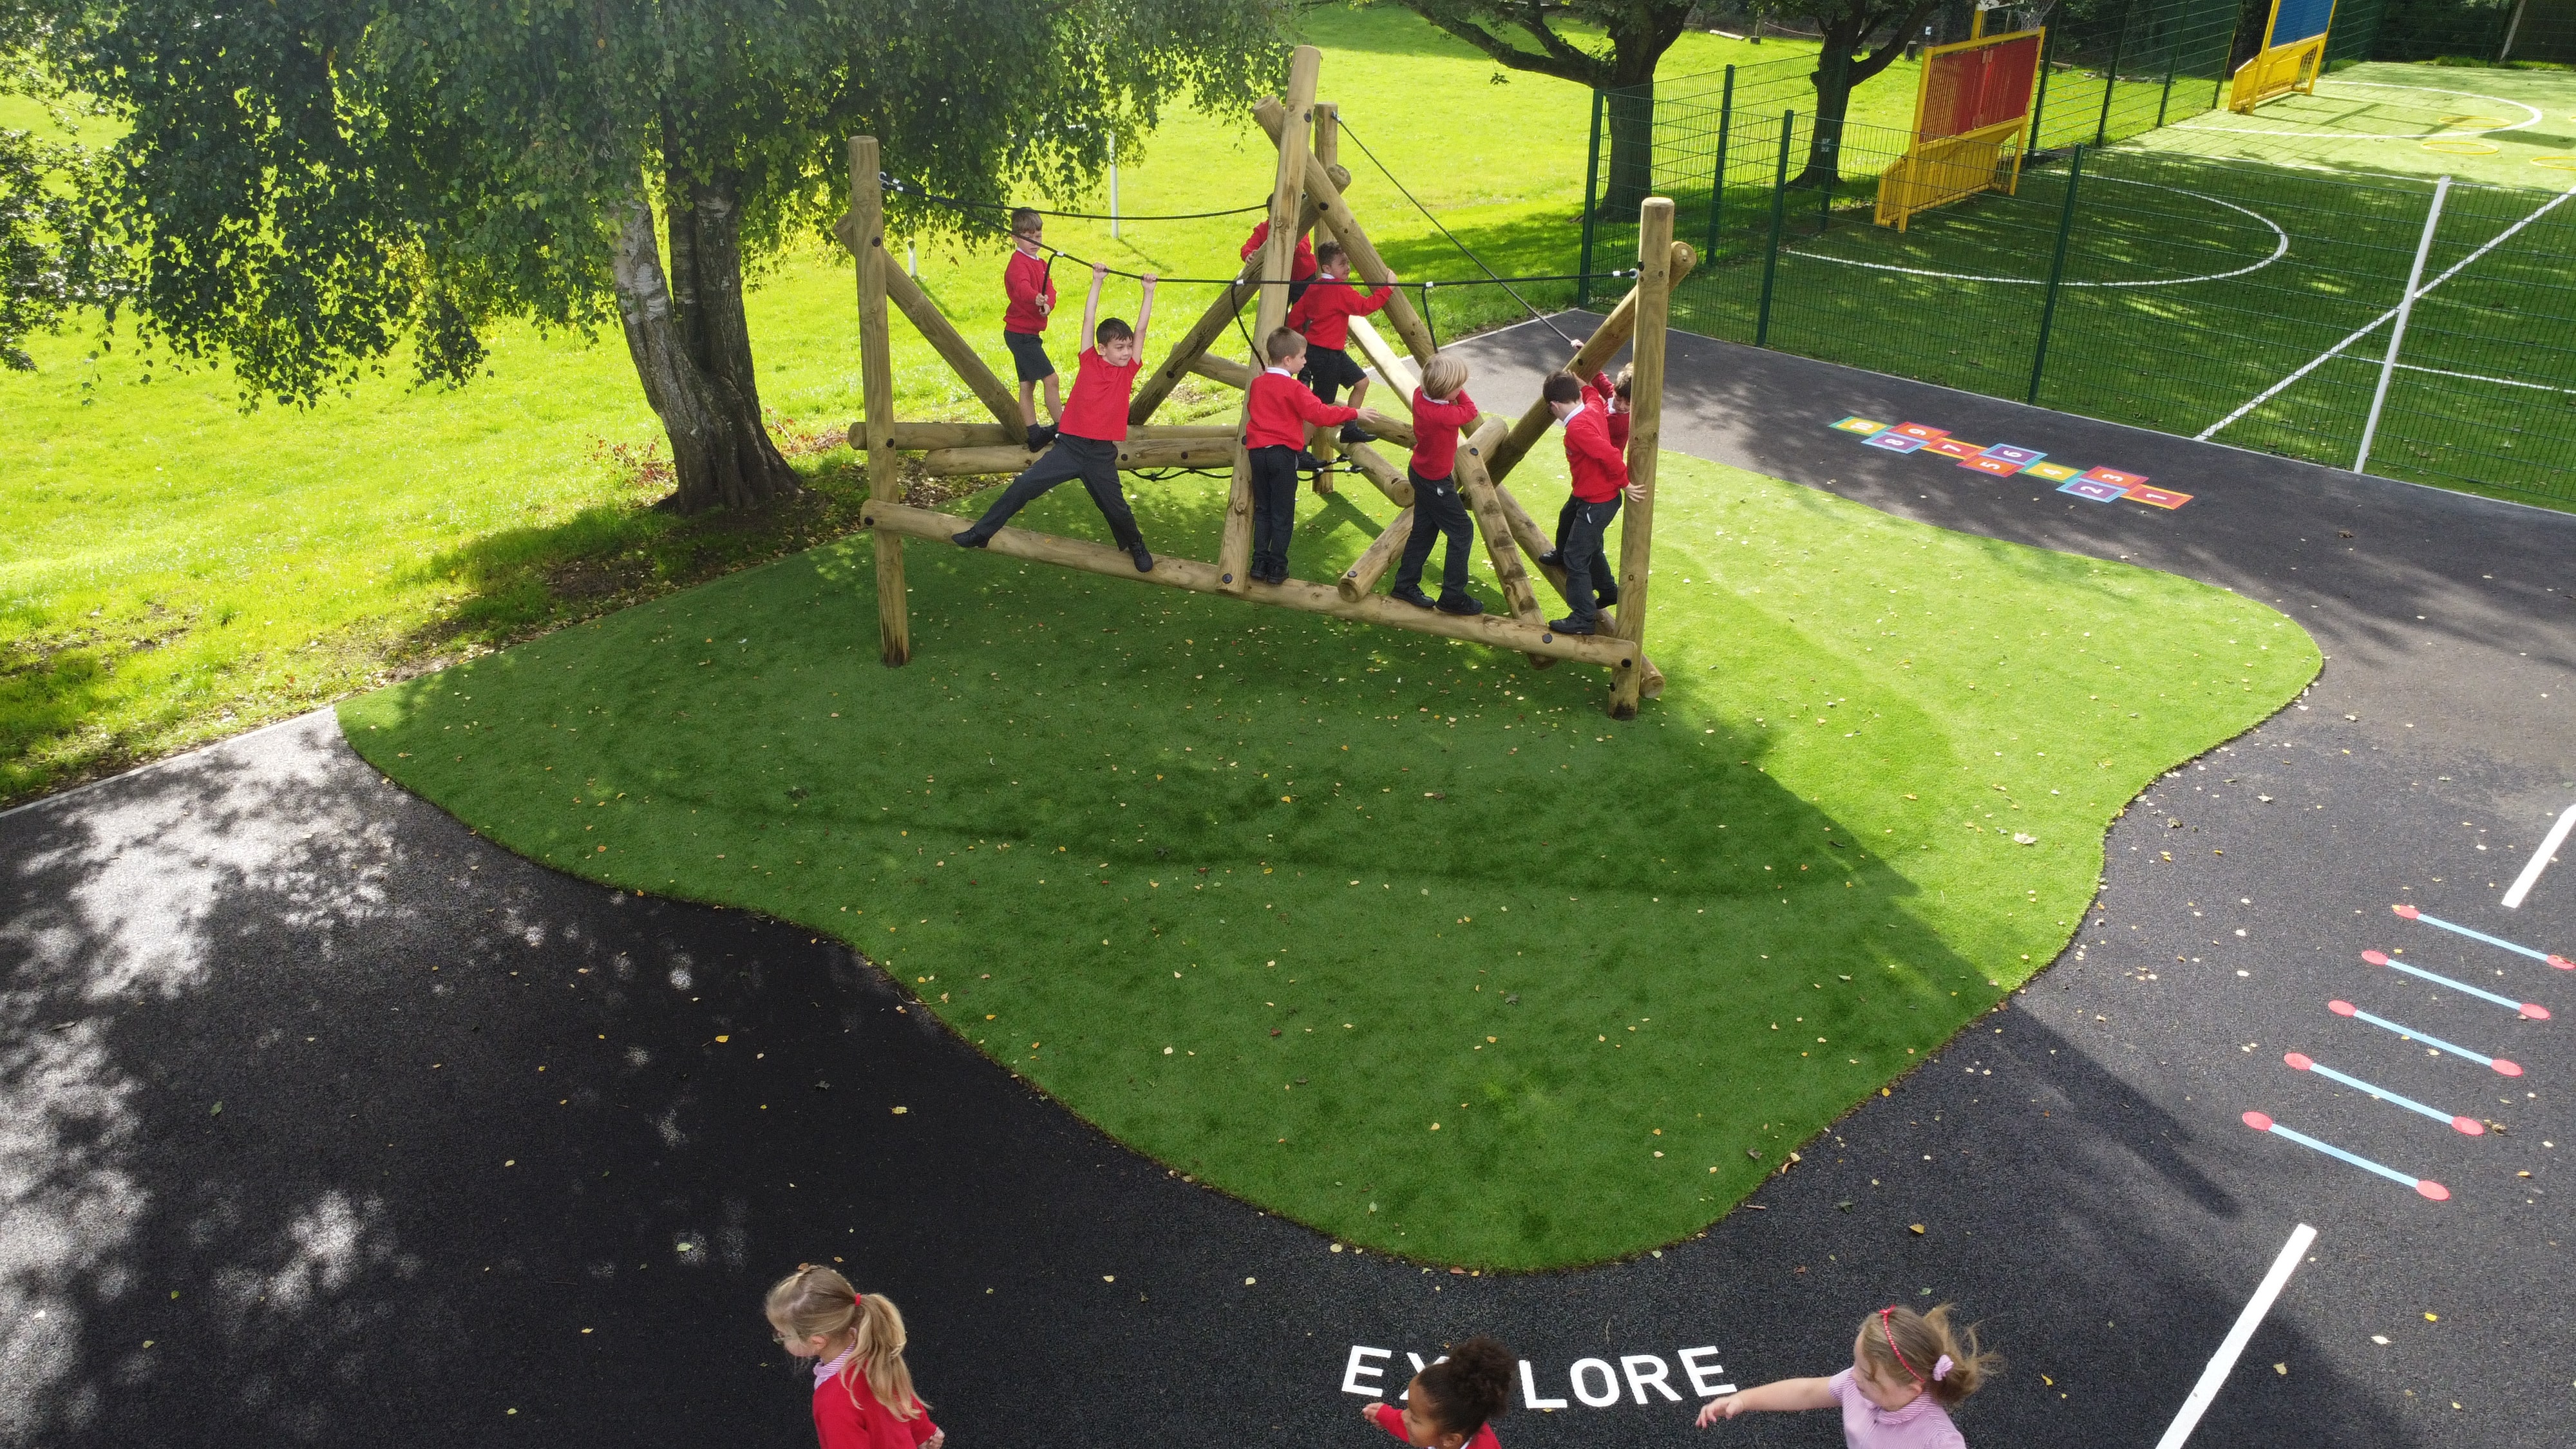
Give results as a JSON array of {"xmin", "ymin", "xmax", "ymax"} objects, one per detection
[
  {"xmin": 339, "ymin": 450, "xmax": 2319, "ymax": 1269},
  {"xmin": 0, "ymin": 5, "xmax": 1939, "ymax": 806}
]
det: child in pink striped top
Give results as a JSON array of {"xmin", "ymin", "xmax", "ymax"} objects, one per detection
[{"xmin": 1694, "ymin": 1303, "xmax": 1998, "ymax": 1448}]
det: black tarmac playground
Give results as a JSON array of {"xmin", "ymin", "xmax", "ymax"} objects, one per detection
[{"xmin": 3, "ymin": 327, "xmax": 2569, "ymax": 1448}]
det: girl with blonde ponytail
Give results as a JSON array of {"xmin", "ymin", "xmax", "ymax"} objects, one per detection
[{"xmin": 765, "ymin": 1265, "xmax": 945, "ymax": 1449}]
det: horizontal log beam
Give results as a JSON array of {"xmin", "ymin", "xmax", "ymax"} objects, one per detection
[
  {"xmin": 849, "ymin": 421, "xmax": 1236, "ymax": 451},
  {"xmin": 862, "ymin": 500, "xmax": 1641, "ymax": 670},
  {"xmin": 1191, "ymin": 354, "xmax": 1253, "ymax": 390},
  {"xmin": 915, "ymin": 436, "xmax": 1237, "ymax": 477}
]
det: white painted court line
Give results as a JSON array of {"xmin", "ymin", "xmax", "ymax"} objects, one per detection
[
  {"xmin": 2503, "ymin": 802, "xmax": 2576, "ymax": 909},
  {"xmin": 2152, "ymin": 1223, "xmax": 2318, "ymax": 1449},
  {"xmin": 2196, "ymin": 183, "xmax": 2576, "ymax": 442},
  {"xmin": 2391, "ymin": 361, "xmax": 2576, "ymax": 396}
]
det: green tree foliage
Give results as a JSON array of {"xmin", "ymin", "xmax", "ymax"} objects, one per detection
[
  {"xmin": 0, "ymin": 10, "xmax": 123, "ymax": 369},
  {"xmin": 37, "ymin": 1, "xmax": 1289, "ymax": 511}
]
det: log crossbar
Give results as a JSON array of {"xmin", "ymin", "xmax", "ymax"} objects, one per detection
[
  {"xmin": 840, "ymin": 44, "xmax": 1675, "ymax": 712},
  {"xmin": 863, "ymin": 500, "xmax": 1640, "ymax": 671}
]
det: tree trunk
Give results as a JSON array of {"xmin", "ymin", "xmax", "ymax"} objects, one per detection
[
  {"xmin": 1801, "ymin": 44, "xmax": 1857, "ymax": 187},
  {"xmin": 609, "ymin": 186, "xmax": 799, "ymax": 515},
  {"xmin": 1602, "ymin": 80, "xmax": 1658, "ymax": 217}
]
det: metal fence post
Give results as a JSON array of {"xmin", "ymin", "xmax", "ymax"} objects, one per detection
[
  {"xmin": 1756, "ymin": 111, "xmax": 1795, "ymax": 348},
  {"xmin": 2155, "ymin": 16, "xmax": 2179, "ymax": 129},
  {"xmin": 2027, "ymin": 146, "xmax": 2085, "ymax": 404},
  {"xmin": 1707, "ymin": 65, "xmax": 1736, "ymax": 260},
  {"xmin": 2356, "ymin": 175, "xmax": 2451, "ymax": 475},
  {"xmin": 1819, "ymin": 114, "xmax": 1838, "ymax": 233},
  {"xmin": 2094, "ymin": 0, "xmax": 2135, "ymax": 146},
  {"xmin": 2029, "ymin": 25, "xmax": 2056, "ymax": 150},
  {"xmin": 1578, "ymin": 88, "xmax": 1605, "ymax": 308}
]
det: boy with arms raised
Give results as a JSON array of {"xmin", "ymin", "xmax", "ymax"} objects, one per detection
[
  {"xmin": 1002, "ymin": 207, "xmax": 1060, "ymax": 453},
  {"xmin": 954, "ymin": 263, "xmax": 1159, "ymax": 572},
  {"xmin": 1284, "ymin": 242, "xmax": 1394, "ymax": 444}
]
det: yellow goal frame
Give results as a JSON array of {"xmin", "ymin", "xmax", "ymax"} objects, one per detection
[
  {"xmin": 2228, "ymin": 0, "xmax": 2339, "ymax": 113},
  {"xmin": 1876, "ymin": 28, "xmax": 2044, "ymax": 232}
]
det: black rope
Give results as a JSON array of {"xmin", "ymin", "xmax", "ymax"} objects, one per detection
[
  {"xmin": 885, "ymin": 176, "xmax": 1267, "ymax": 223},
  {"xmin": 1334, "ymin": 120, "xmax": 1580, "ymax": 349}
]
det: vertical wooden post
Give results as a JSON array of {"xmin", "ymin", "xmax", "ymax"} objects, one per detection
[
  {"xmin": 851, "ymin": 136, "xmax": 908, "ymax": 666},
  {"xmin": 1606, "ymin": 197, "xmax": 1672, "ymax": 720},
  {"xmin": 1309, "ymin": 101, "xmax": 1341, "ymax": 496},
  {"xmin": 1222, "ymin": 44, "xmax": 1321, "ymax": 594}
]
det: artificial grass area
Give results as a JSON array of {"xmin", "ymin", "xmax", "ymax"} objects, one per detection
[{"xmin": 340, "ymin": 451, "xmax": 2318, "ymax": 1268}]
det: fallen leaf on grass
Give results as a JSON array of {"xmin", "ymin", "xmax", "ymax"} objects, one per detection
[{"xmin": 1908, "ymin": 1224, "xmax": 1926, "ymax": 1235}]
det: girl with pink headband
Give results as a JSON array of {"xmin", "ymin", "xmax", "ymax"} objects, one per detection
[{"xmin": 1692, "ymin": 1303, "xmax": 2000, "ymax": 1447}]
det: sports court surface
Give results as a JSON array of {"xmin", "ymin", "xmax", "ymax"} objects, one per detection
[{"xmin": 4, "ymin": 321, "xmax": 2568, "ymax": 1448}]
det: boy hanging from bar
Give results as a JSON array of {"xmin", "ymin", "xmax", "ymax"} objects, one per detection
[
  {"xmin": 1002, "ymin": 207, "xmax": 1061, "ymax": 453},
  {"xmin": 1540, "ymin": 370, "xmax": 1640, "ymax": 636},
  {"xmin": 1239, "ymin": 216, "xmax": 1319, "ymax": 308},
  {"xmin": 1388, "ymin": 352, "xmax": 1483, "ymax": 616},
  {"xmin": 953, "ymin": 263, "xmax": 1159, "ymax": 572},
  {"xmin": 1244, "ymin": 327, "xmax": 1395, "ymax": 585},
  {"xmin": 1284, "ymin": 242, "xmax": 1394, "ymax": 445}
]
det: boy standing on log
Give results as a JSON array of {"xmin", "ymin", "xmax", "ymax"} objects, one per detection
[
  {"xmin": 1540, "ymin": 370, "xmax": 1638, "ymax": 636},
  {"xmin": 1244, "ymin": 327, "xmax": 1392, "ymax": 585},
  {"xmin": 1388, "ymin": 352, "xmax": 1483, "ymax": 616},
  {"xmin": 954, "ymin": 263, "xmax": 1159, "ymax": 572},
  {"xmin": 1285, "ymin": 243, "xmax": 1393, "ymax": 444},
  {"xmin": 1003, "ymin": 208, "xmax": 1061, "ymax": 453},
  {"xmin": 1540, "ymin": 363, "xmax": 1631, "ymax": 589}
]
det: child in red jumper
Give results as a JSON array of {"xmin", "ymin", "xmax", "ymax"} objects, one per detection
[
  {"xmin": 1003, "ymin": 207, "xmax": 1060, "ymax": 453},
  {"xmin": 1540, "ymin": 370, "xmax": 1638, "ymax": 635},
  {"xmin": 1244, "ymin": 327, "xmax": 1392, "ymax": 584},
  {"xmin": 1541, "ymin": 363, "xmax": 1633, "ymax": 591},
  {"xmin": 1389, "ymin": 350, "xmax": 1483, "ymax": 616},
  {"xmin": 1285, "ymin": 242, "xmax": 1395, "ymax": 443},
  {"xmin": 766, "ymin": 1265, "xmax": 944, "ymax": 1449},
  {"xmin": 954, "ymin": 262, "xmax": 1159, "ymax": 572},
  {"xmin": 1361, "ymin": 1335, "xmax": 1513, "ymax": 1449},
  {"xmin": 1240, "ymin": 217, "xmax": 1319, "ymax": 307}
]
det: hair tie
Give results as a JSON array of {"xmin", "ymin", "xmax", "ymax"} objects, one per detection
[
  {"xmin": 1878, "ymin": 1309, "xmax": 1927, "ymax": 1391},
  {"xmin": 1933, "ymin": 1354, "xmax": 1954, "ymax": 1383}
]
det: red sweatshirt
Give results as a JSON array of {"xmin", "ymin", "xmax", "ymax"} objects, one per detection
[
  {"xmin": 1003, "ymin": 249, "xmax": 1054, "ymax": 334},
  {"xmin": 1407, "ymin": 387, "xmax": 1477, "ymax": 478},
  {"xmin": 810, "ymin": 1358, "xmax": 939, "ymax": 1449},
  {"xmin": 1286, "ymin": 278, "xmax": 1394, "ymax": 351},
  {"xmin": 1369, "ymin": 1401, "xmax": 1499, "ymax": 1449},
  {"xmin": 1245, "ymin": 367, "xmax": 1359, "ymax": 449},
  {"xmin": 1563, "ymin": 401, "xmax": 1629, "ymax": 502},
  {"xmin": 1583, "ymin": 371, "xmax": 1631, "ymax": 449},
  {"xmin": 1240, "ymin": 221, "xmax": 1319, "ymax": 281}
]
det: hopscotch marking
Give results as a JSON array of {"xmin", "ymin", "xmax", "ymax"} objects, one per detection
[
  {"xmin": 2360, "ymin": 950, "xmax": 2552, "ymax": 1018},
  {"xmin": 2392, "ymin": 902, "xmax": 2573, "ymax": 969},
  {"xmin": 2501, "ymin": 803, "xmax": 2576, "ymax": 909},
  {"xmin": 2240, "ymin": 1113, "xmax": 2450, "ymax": 1199},
  {"xmin": 2150, "ymin": 1223, "xmax": 2318, "ymax": 1449},
  {"xmin": 2329, "ymin": 999, "xmax": 2524, "ymax": 1076},
  {"xmin": 2196, "ymin": 184, "xmax": 2576, "ymax": 441},
  {"xmin": 2283, "ymin": 1052, "xmax": 2485, "ymax": 1134}
]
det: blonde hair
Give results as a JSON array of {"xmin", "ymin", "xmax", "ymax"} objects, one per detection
[
  {"xmin": 766, "ymin": 1265, "xmax": 925, "ymax": 1420},
  {"xmin": 1857, "ymin": 1303, "xmax": 1998, "ymax": 1408},
  {"xmin": 1420, "ymin": 352, "xmax": 1469, "ymax": 400}
]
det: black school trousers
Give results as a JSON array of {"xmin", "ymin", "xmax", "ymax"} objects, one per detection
[
  {"xmin": 1392, "ymin": 469, "xmax": 1474, "ymax": 596},
  {"xmin": 1248, "ymin": 444, "xmax": 1303, "ymax": 575},
  {"xmin": 959, "ymin": 435, "xmax": 1143, "ymax": 551},
  {"xmin": 1556, "ymin": 493, "xmax": 1620, "ymax": 625}
]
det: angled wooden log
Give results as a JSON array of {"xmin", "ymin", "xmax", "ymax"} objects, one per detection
[
  {"xmin": 1347, "ymin": 314, "xmax": 1421, "ymax": 399},
  {"xmin": 1486, "ymin": 474, "xmax": 1663, "ymax": 689},
  {"xmin": 851, "ymin": 421, "xmax": 1235, "ymax": 451},
  {"xmin": 862, "ymin": 500, "xmax": 1643, "ymax": 672},
  {"xmin": 830, "ymin": 211, "xmax": 1023, "ymax": 431},
  {"xmin": 1336, "ymin": 439, "xmax": 1414, "ymax": 508},
  {"xmin": 1222, "ymin": 46, "xmax": 1321, "ymax": 594},
  {"xmin": 1251, "ymin": 96, "xmax": 1437, "ymax": 366},
  {"xmin": 849, "ymin": 137, "xmax": 908, "ymax": 667},
  {"xmin": 1349, "ymin": 409, "xmax": 1416, "ymax": 451},
  {"xmin": 1190, "ymin": 353, "xmax": 1253, "ymax": 390},
  {"xmin": 1337, "ymin": 507, "xmax": 1414, "ymax": 601},
  {"xmin": 1450, "ymin": 415, "xmax": 1551, "ymax": 668},
  {"xmin": 916, "ymin": 436, "xmax": 1238, "ymax": 477},
  {"xmin": 1607, "ymin": 198, "xmax": 1675, "ymax": 719},
  {"xmin": 1486, "ymin": 239, "xmax": 1698, "ymax": 484},
  {"xmin": 1128, "ymin": 195, "xmax": 1323, "ymax": 427}
]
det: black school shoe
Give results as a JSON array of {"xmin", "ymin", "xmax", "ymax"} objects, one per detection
[
  {"xmin": 1338, "ymin": 421, "xmax": 1372, "ymax": 445},
  {"xmin": 1596, "ymin": 582, "xmax": 1619, "ymax": 607},
  {"xmin": 952, "ymin": 529, "xmax": 989, "ymax": 549},
  {"xmin": 1435, "ymin": 594, "xmax": 1485, "ymax": 616},
  {"xmin": 1025, "ymin": 423, "xmax": 1057, "ymax": 452},
  {"xmin": 1535, "ymin": 549, "xmax": 1562, "ymax": 569},
  {"xmin": 1390, "ymin": 583, "xmax": 1435, "ymax": 610},
  {"xmin": 1546, "ymin": 615, "xmax": 1595, "ymax": 635},
  {"xmin": 1131, "ymin": 543, "xmax": 1155, "ymax": 573}
]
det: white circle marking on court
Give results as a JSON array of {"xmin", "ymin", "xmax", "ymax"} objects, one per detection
[
  {"xmin": 1782, "ymin": 176, "xmax": 2289, "ymax": 288},
  {"xmin": 2168, "ymin": 81, "xmax": 2544, "ymax": 140}
]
